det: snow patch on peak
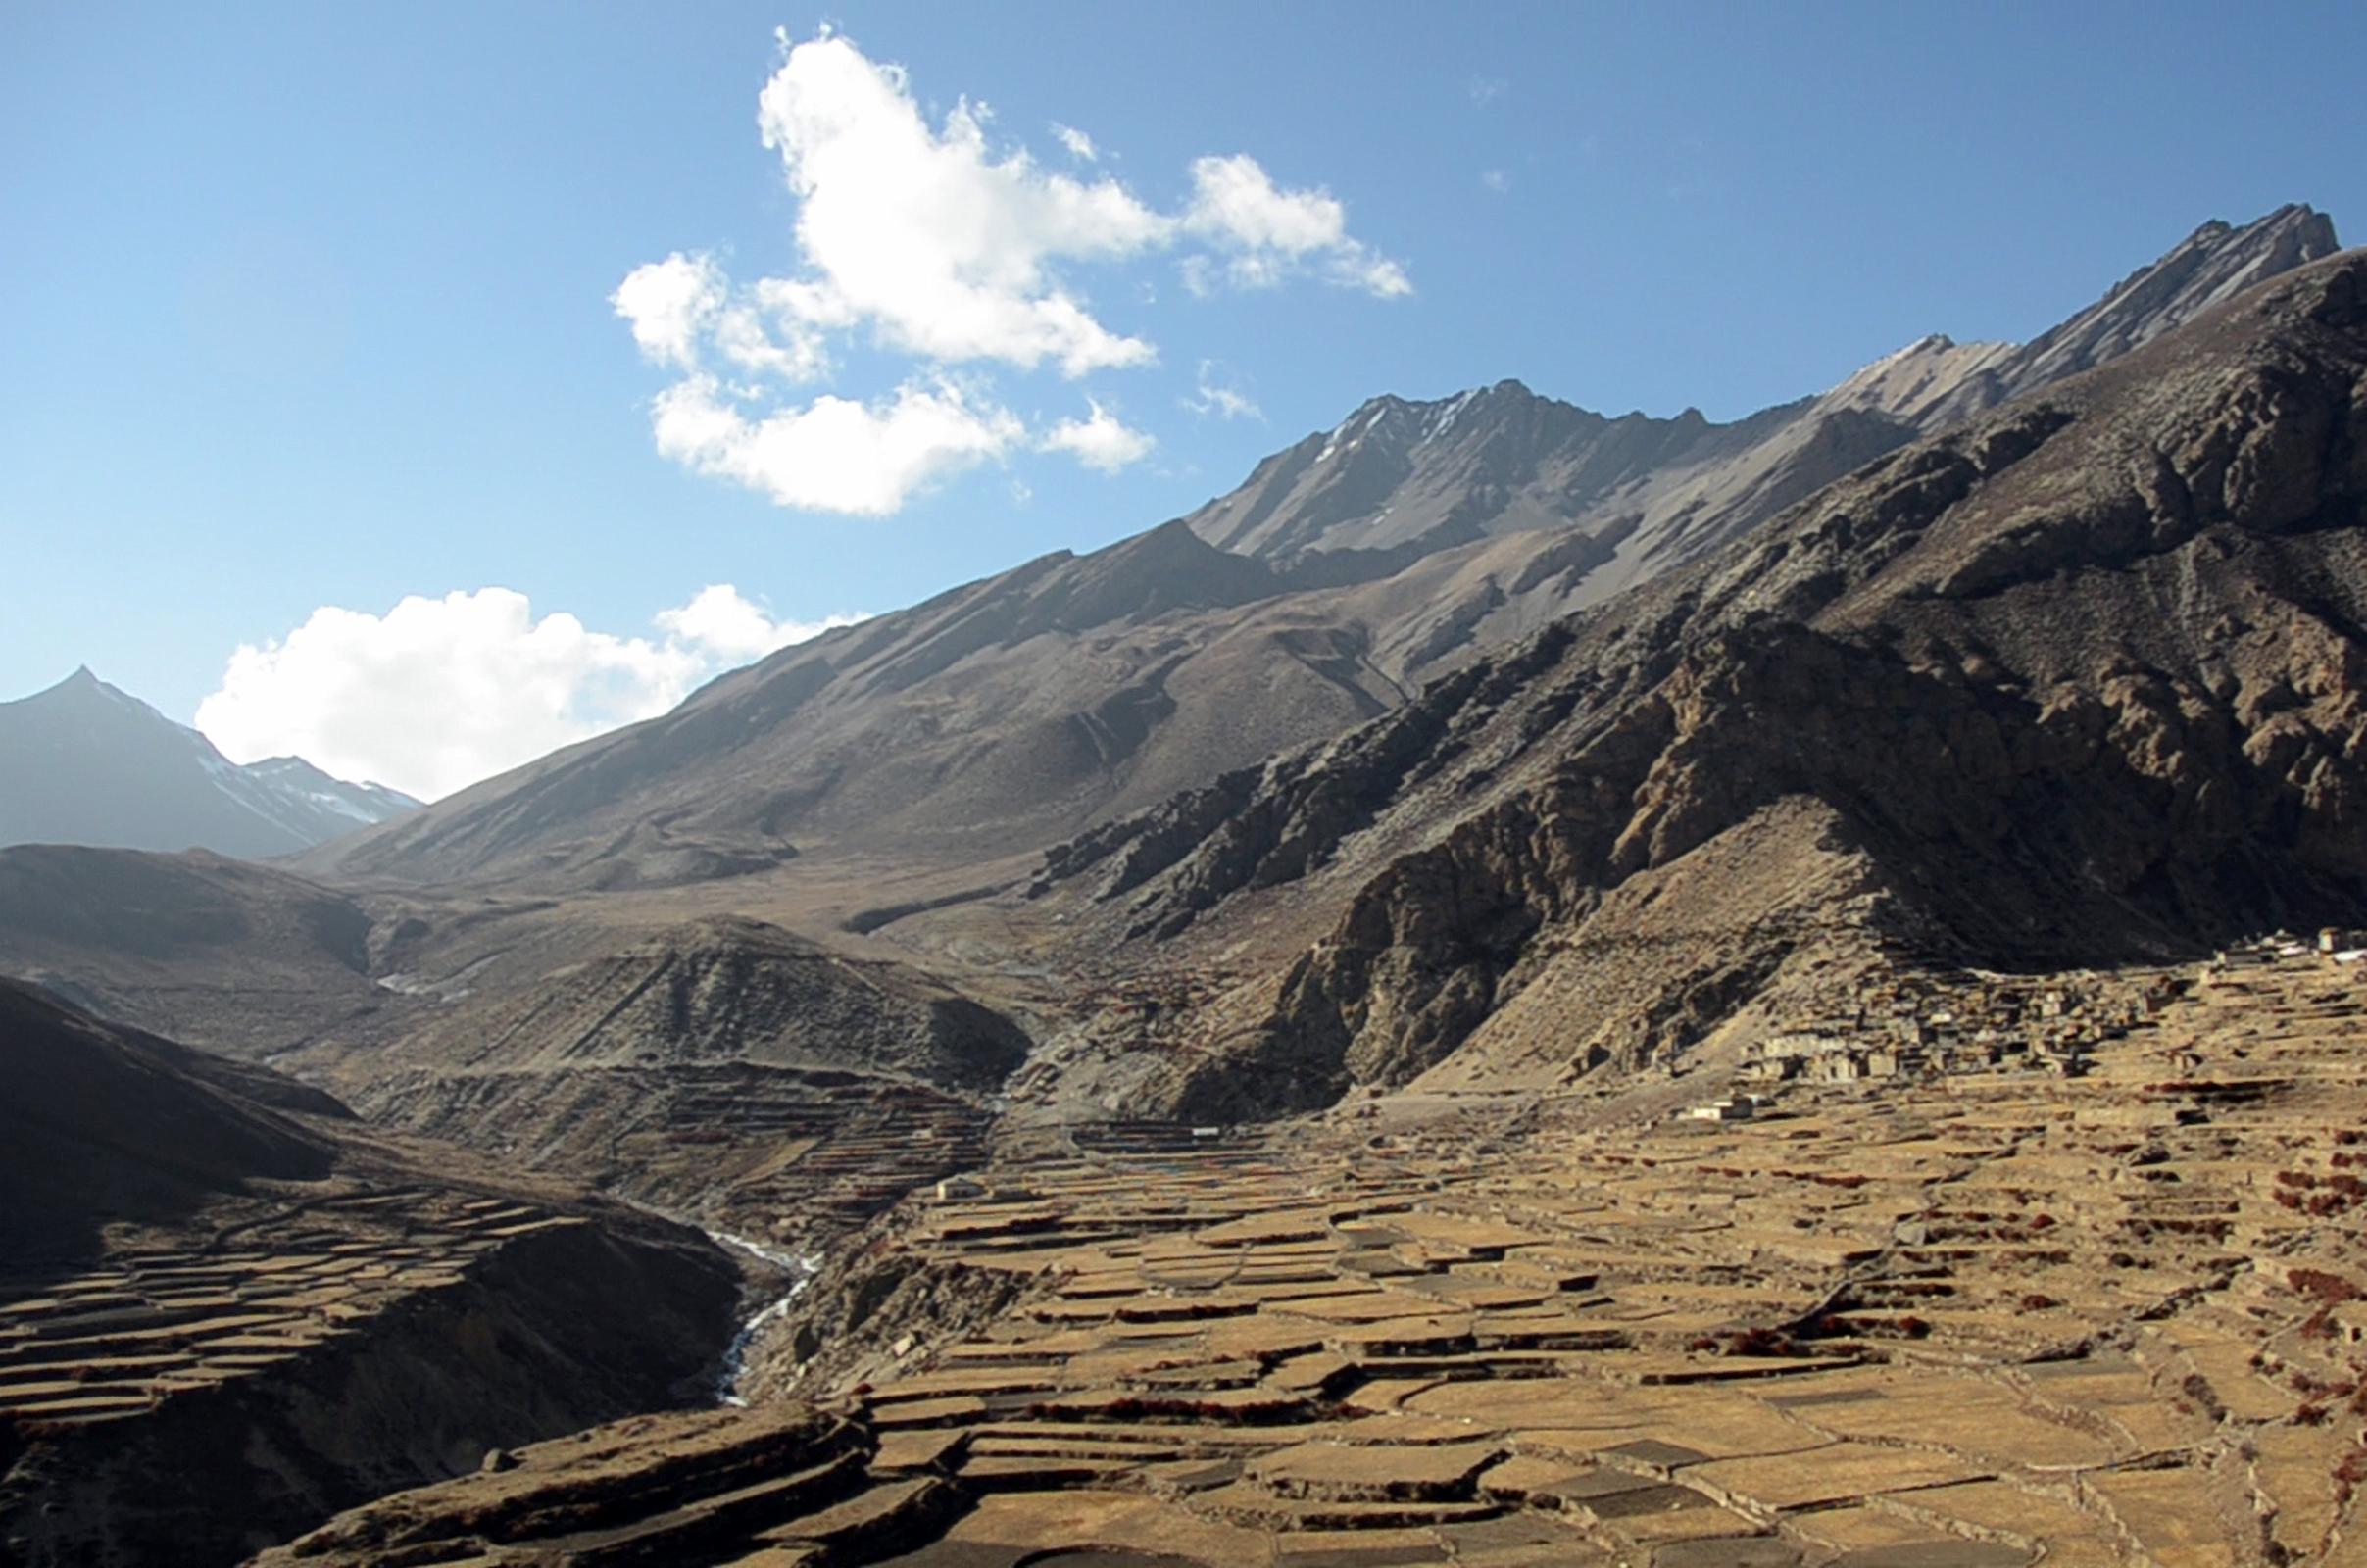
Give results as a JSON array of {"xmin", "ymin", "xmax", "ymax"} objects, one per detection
[{"xmin": 1423, "ymin": 388, "xmax": 1482, "ymax": 442}]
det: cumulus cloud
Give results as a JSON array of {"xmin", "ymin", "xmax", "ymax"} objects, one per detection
[
  {"xmin": 196, "ymin": 586, "xmax": 864, "ymax": 801},
  {"xmin": 756, "ymin": 34, "xmax": 1166, "ymax": 375},
  {"xmin": 615, "ymin": 253, "xmax": 841, "ymax": 383},
  {"xmin": 1038, "ymin": 400, "xmax": 1155, "ymax": 472},
  {"xmin": 619, "ymin": 30, "xmax": 1408, "ymax": 514},
  {"xmin": 1179, "ymin": 155, "xmax": 1411, "ymax": 297},
  {"xmin": 653, "ymin": 374, "xmax": 1022, "ymax": 514},
  {"xmin": 1480, "ymin": 169, "xmax": 1511, "ymax": 195},
  {"xmin": 613, "ymin": 251, "xmax": 723, "ymax": 368},
  {"xmin": 1184, "ymin": 360, "xmax": 1261, "ymax": 421},
  {"xmin": 653, "ymin": 582, "xmax": 853, "ymax": 662}
]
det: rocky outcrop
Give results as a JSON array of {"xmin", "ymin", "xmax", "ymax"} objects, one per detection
[
  {"xmin": 744, "ymin": 1227, "xmax": 1039, "ymax": 1404},
  {"xmin": 1041, "ymin": 248, "xmax": 2367, "ymax": 1117}
]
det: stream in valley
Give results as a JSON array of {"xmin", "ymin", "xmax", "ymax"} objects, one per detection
[{"xmin": 705, "ymin": 1231, "xmax": 822, "ymax": 1405}]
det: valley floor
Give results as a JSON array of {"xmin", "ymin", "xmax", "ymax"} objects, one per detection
[{"xmin": 258, "ymin": 944, "xmax": 2367, "ymax": 1566}]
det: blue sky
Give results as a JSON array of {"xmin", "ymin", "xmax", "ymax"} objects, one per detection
[{"xmin": 4, "ymin": 2, "xmax": 2362, "ymax": 797}]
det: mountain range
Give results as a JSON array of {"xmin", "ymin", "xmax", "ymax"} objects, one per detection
[
  {"xmin": 0, "ymin": 666, "xmax": 419, "ymax": 858},
  {"xmin": 1033, "ymin": 238, "xmax": 2367, "ymax": 1115},
  {"xmin": 300, "ymin": 205, "xmax": 2339, "ymax": 904},
  {"xmin": 0, "ymin": 199, "xmax": 2344, "ymax": 1153}
]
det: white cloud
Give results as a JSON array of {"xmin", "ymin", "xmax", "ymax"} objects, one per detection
[
  {"xmin": 757, "ymin": 33, "xmax": 1165, "ymax": 375},
  {"xmin": 654, "ymin": 582, "xmax": 857, "ymax": 662},
  {"xmin": 1184, "ymin": 360, "xmax": 1261, "ymax": 421},
  {"xmin": 1480, "ymin": 169, "xmax": 1511, "ymax": 195},
  {"xmin": 1181, "ymin": 155, "xmax": 1411, "ymax": 298},
  {"xmin": 613, "ymin": 252, "xmax": 725, "ymax": 368},
  {"xmin": 1038, "ymin": 400, "xmax": 1154, "ymax": 472},
  {"xmin": 652, "ymin": 374, "xmax": 1023, "ymax": 515},
  {"xmin": 196, "ymin": 587, "xmax": 864, "ymax": 801},
  {"xmin": 621, "ymin": 30, "xmax": 1408, "ymax": 515},
  {"xmin": 1467, "ymin": 75, "xmax": 1507, "ymax": 106}
]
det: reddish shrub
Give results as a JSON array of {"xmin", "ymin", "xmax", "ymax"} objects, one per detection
[
  {"xmin": 2290, "ymin": 1268, "xmax": 2363, "ymax": 1304},
  {"xmin": 2336, "ymin": 1446, "xmax": 2367, "ymax": 1507}
]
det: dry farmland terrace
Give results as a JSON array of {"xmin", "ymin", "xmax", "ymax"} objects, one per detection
[
  {"xmin": 0, "ymin": 1189, "xmax": 585, "ymax": 1432},
  {"xmin": 266, "ymin": 946, "xmax": 2367, "ymax": 1567}
]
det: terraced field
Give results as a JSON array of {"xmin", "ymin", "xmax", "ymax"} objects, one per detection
[
  {"xmin": 359, "ymin": 1063, "xmax": 998, "ymax": 1248},
  {"xmin": 0, "ymin": 1162, "xmax": 739, "ymax": 1568},
  {"xmin": 0, "ymin": 1190, "xmax": 585, "ymax": 1430},
  {"xmin": 267, "ymin": 948, "xmax": 2367, "ymax": 1565}
]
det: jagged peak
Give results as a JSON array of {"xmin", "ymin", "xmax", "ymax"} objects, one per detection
[
  {"xmin": 2171, "ymin": 204, "xmax": 2330, "ymax": 253},
  {"xmin": 2088, "ymin": 204, "xmax": 2339, "ymax": 312},
  {"xmin": 18, "ymin": 664, "xmax": 153, "ymax": 716},
  {"xmin": 41, "ymin": 664, "xmax": 110, "ymax": 698},
  {"xmin": 1332, "ymin": 377, "xmax": 1549, "ymax": 431}
]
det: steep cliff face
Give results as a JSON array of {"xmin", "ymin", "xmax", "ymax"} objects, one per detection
[
  {"xmin": 1037, "ymin": 249, "xmax": 2367, "ymax": 1117},
  {"xmin": 6, "ymin": 1219, "xmax": 739, "ymax": 1568}
]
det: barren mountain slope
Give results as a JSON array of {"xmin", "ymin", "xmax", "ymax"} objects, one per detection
[
  {"xmin": 300, "ymin": 209, "xmax": 2336, "ymax": 898},
  {"xmin": 0, "ymin": 979, "xmax": 344, "ymax": 1260},
  {"xmin": 327, "ymin": 914, "xmax": 1036, "ymax": 1241},
  {"xmin": 0, "ymin": 841, "xmax": 1045, "ymax": 1247},
  {"xmin": 1026, "ymin": 245, "xmax": 2367, "ymax": 1119},
  {"xmin": 0, "ymin": 980, "xmax": 741, "ymax": 1568},
  {"xmin": 0, "ymin": 845, "xmax": 401, "ymax": 1058},
  {"xmin": 368, "ymin": 913, "xmax": 1028, "ymax": 1087}
]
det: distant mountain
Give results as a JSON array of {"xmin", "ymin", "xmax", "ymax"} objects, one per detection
[
  {"xmin": 0, "ymin": 667, "xmax": 419, "ymax": 858},
  {"xmin": 304, "ymin": 208, "xmax": 2336, "ymax": 898}
]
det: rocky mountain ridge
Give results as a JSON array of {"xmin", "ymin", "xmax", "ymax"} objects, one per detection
[
  {"xmin": 1024, "ymin": 245, "xmax": 2367, "ymax": 1118},
  {"xmin": 298, "ymin": 207, "xmax": 2337, "ymax": 897}
]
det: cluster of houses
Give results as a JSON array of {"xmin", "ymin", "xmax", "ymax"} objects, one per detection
[
  {"xmin": 1703, "ymin": 930, "xmax": 2367, "ymax": 1120},
  {"xmin": 2208, "ymin": 928, "xmax": 2367, "ymax": 978},
  {"xmin": 1735, "ymin": 968, "xmax": 2184, "ymax": 1094}
]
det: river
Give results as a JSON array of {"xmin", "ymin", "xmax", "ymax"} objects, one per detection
[{"xmin": 705, "ymin": 1230, "xmax": 822, "ymax": 1406}]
